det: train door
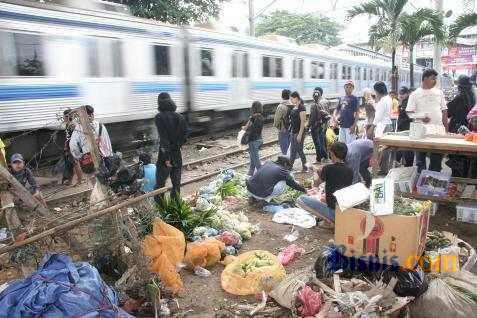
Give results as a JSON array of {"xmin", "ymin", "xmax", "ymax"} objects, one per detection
[
  {"xmin": 81, "ymin": 37, "xmax": 128, "ymax": 121},
  {"xmin": 292, "ymin": 57, "xmax": 304, "ymax": 95},
  {"xmin": 231, "ymin": 50, "xmax": 249, "ymax": 109}
]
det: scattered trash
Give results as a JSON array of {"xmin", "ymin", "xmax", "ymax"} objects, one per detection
[
  {"xmin": 411, "ymin": 270, "xmax": 477, "ymax": 318},
  {"xmin": 0, "ymin": 253, "xmax": 133, "ymax": 317},
  {"xmin": 270, "ymin": 271, "xmax": 312, "ymax": 311},
  {"xmin": 221, "ymin": 250, "xmax": 286, "ymax": 295},
  {"xmin": 143, "ymin": 220, "xmax": 186, "ymax": 295},
  {"xmin": 263, "ymin": 203, "xmax": 290, "ymax": 215},
  {"xmin": 272, "ymin": 208, "xmax": 316, "ymax": 229},
  {"xmin": 0, "ymin": 228, "xmax": 8, "ymax": 241},
  {"xmin": 283, "ymin": 227, "xmax": 299, "ymax": 242},
  {"xmin": 53, "ymin": 207, "xmax": 62, "ymax": 212},
  {"xmin": 217, "ymin": 230, "xmax": 242, "ymax": 246},
  {"xmin": 193, "ymin": 266, "xmax": 212, "ymax": 277},
  {"xmin": 296, "ymin": 285, "xmax": 322, "ymax": 317},
  {"xmin": 278, "ymin": 244, "xmax": 305, "ymax": 266}
]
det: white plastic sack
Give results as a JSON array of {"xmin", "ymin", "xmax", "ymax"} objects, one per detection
[
  {"xmin": 272, "ymin": 208, "xmax": 316, "ymax": 229},
  {"xmin": 237, "ymin": 130, "xmax": 246, "ymax": 147},
  {"xmin": 334, "ymin": 183, "xmax": 370, "ymax": 210}
]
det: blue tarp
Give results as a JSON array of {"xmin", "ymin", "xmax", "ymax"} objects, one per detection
[{"xmin": 0, "ymin": 253, "xmax": 133, "ymax": 318}]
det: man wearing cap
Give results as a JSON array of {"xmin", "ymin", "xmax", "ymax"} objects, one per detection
[
  {"xmin": 9, "ymin": 153, "xmax": 47, "ymax": 207},
  {"xmin": 337, "ymin": 81, "xmax": 359, "ymax": 144}
]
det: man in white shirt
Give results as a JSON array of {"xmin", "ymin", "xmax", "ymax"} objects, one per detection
[{"xmin": 406, "ymin": 69, "xmax": 448, "ymax": 172}]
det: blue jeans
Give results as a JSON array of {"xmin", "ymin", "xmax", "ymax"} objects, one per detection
[
  {"xmin": 248, "ymin": 139, "xmax": 263, "ymax": 176},
  {"xmin": 338, "ymin": 128, "xmax": 356, "ymax": 144},
  {"xmin": 278, "ymin": 130, "xmax": 290, "ymax": 155},
  {"xmin": 311, "ymin": 127, "xmax": 328, "ymax": 161},
  {"xmin": 290, "ymin": 133, "xmax": 307, "ymax": 169},
  {"xmin": 297, "ymin": 195, "xmax": 335, "ymax": 222}
]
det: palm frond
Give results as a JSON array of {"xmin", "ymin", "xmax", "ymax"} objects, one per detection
[
  {"xmin": 346, "ymin": 0, "xmax": 381, "ymax": 20},
  {"xmin": 399, "ymin": 8, "xmax": 445, "ymax": 47},
  {"xmin": 449, "ymin": 13, "xmax": 477, "ymax": 40}
]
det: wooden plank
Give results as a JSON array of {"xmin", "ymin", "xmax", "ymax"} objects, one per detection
[
  {"xmin": 399, "ymin": 191, "xmax": 477, "ymax": 204},
  {"xmin": 375, "ymin": 134, "xmax": 477, "ymax": 156}
]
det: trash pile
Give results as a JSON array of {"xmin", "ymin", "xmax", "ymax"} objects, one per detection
[{"xmin": 0, "ymin": 253, "xmax": 133, "ymax": 318}]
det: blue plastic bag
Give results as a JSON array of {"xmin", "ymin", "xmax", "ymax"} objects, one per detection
[{"xmin": 0, "ymin": 253, "xmax": 133, "ymax": 318}]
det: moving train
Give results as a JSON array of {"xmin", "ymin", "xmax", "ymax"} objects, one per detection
[{"xmin": 0, "ymin": 0, "xmax": 422, "ymax": 157}]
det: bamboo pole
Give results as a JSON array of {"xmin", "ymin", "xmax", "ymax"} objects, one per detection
[{"xmin": 0, "ymin": 187, "xmax": 168, "ymax": 255}]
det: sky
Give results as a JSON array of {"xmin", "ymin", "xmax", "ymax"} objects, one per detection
[{"xmin": 219, "ymin": 0, "xmax": 473, "ymax": 44}]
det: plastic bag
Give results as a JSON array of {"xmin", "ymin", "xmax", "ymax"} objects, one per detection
[
  {"xmin": 270, "ymin": 271, "xmax": 311, "ymax": 310},
  {"xmin": 411, "ymin": 270, "xmax": 477, "ymax": 318},
  {"xmin": 278, "ymin": 244, "xmax": 305, "ymax": 266},
  {"xmin": 272, "ymin": 208, "xmax": 316, "ymax": 229},
  {"xmin": 184, "ymin": 238, "xmax": 225, "ymax": 269},
  {"xmin": 296, "ymin": 285, "xmax": 322, "ymax": 317},
  {"xmin": 217, "ymin": 231, "xmax": 242, "ymax": 246},
  {"xmin": 221, "ymin": 250, "xmax": 286, "ymax": 296},
  {"xmin": 142, "ymin": 220, "xmax": 186, "ymax": 295}
]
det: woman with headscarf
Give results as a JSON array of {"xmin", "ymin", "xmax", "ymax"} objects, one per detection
[{"xmin": 447, "ymin": 75, "xmax": 476, "ymax": 177}]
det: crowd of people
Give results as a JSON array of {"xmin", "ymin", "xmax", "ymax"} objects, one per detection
[
  {"xmin": 1, "ymin": 68, "xmax": 476, "ymax": 231},
  {"xmin": 244, "ymin": 68, "xmax": 477, "ymax": 228}
]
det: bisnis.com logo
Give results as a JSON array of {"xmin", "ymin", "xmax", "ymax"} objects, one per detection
[{"xmin": 326, "ymin": 245, "xmax": 459, "ymax": 273}]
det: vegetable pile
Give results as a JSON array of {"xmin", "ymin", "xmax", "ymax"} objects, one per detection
[
  {"xmin": 426, "ymin": 231, "xmax": 452, "ymax": 250},
  {"xmin": 393, "ymin": 197, "xmax": 431, "ymax": 216},
  {"xmin": 233, "ymin": 251, "xmax": 274, "ymax": 277},
  {"xmin": 274, "ymin": 188, "xmax": 303, "ymax": 203}
]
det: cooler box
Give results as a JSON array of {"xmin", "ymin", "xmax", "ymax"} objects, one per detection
[
  {"xmin": 335, "ymin": 207, "xmax": 430, "ymax": 269},
  {"xmin": 456, "ymin": 203, "xmax": 477, "ymax": 224}
]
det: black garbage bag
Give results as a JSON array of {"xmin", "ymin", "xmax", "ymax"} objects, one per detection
[{"xmin": 314, "ymin": 245, "xmax": 428, "ymax": 297}]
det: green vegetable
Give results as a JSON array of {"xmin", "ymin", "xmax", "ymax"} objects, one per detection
[
  {"xmin": 273, "ymin": 188, "xmax": 302, "ymax": 203},
  {"xmin": 155, "ymin": 196, "xmax": 215, "ymax": 238},
  {"xmin": 217, "ymin": 180, "xmax": 238, "ymax": 199},
  {"xmin": 393, "ymin": 197, "xmax": 429, "ymax": 216},
  {"xmin": 426, "ymin": 230, "xmax": 452, "ymax": 250}
]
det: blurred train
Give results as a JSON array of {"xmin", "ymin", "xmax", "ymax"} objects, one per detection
[{"xmin": 0, "ymin": 0, "xmax": 422, "ymax": 158}]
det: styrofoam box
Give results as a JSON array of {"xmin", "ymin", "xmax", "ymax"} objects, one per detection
[{"xmin": 456, "ymin": 203, "xmax": 477, "ymax": 224}]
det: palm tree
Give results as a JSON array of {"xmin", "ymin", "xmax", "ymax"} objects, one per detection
[
  {"xmin": 449, "ymin": 13, "xmax": 477, "ymax": 40},
  {"xmin": 400, "ymin": 9, "xmax": 445, "ymax": 88},
  {"xmin": 347, "ymin": 0, "xmax": 408, "ymax": 91}
]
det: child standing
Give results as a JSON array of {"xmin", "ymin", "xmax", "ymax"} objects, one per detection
[
  {"xmin": 9, "ymin": 153, "xmax": 47, "ymax": 208},
  {"xmin": 139, "ymin": 152, "xmax": 157, "ymax": 193}
]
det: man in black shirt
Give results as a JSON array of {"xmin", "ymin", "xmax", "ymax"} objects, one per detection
[
  {"xmin": 155, "ymin": 93, "xmax": 189, "ymax": 201},
  {"xmin": 246, "ymin": 156, "xmax": 306, "ymax": 202},
  {"xmin": 297, "ymin": 142, "xmax": 353, "ymax": 226},
  {"xmin": 309, "ymin": 87, "xmax": 330, "ymax": 163},
  {"xmin": 396, "ymin": 86, "xmax": 414, "ymax": 167}
]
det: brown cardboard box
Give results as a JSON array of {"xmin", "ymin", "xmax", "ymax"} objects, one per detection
[{"xmin": 334, "ymin": 207, "xmax": 430, "ymax": 269}]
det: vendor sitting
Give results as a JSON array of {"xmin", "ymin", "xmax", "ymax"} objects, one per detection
[
  {"xmin": 297, "ymin": 142, "xmax": 353, "ymax": 226},
  {"xmin": 246, "ymin": 156, "xmax": 306, "ymax": 202},
  {"xmin": 9, "ymin": 153, "xmax": 47, "ymax": 208}
]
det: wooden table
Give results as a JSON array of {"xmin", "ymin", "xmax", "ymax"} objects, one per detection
[{"xmin": 373, "ymin": 133, "xmax": 477, "ymax": 204}]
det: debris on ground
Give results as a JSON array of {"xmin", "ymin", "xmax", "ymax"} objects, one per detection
[{"xmin": 277, "ymin": 244, "xmax": 305, "ymax": 266}]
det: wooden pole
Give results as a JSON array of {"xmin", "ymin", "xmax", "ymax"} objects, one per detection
[
  {"xmin": 0, "ymin": 187, "xmax": 168, "ymax": 255},
  {"xmin": 77, "ymin": 106, "xmax": 101, "ymax": 169},
  {"xmin": 0, "ymin": 165, "xmax": 87, "ymax": 256}
]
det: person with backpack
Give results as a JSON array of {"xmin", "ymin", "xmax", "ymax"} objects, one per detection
[
  {"xmin": 289, "ymin": 91, "xmax": 307, "ymax": 171},
  {"xmin": 243, "ymin": 101, "xmax": 264, "ymax": 176},
  {"xmin": 308, "ymin": 87, "xmax": 330, "ymax": 163},
  {"xmin": 273, "ymin": 89, "xmax": 292, "ymax": 155},
  {"xmin": 154, "ymin": 92, "xmax": 189, "ymax": 201},
  {"xmin": 69, "ymin": 105, "xmax": 112, "ymax": 176}
]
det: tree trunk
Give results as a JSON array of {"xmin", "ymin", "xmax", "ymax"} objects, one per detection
[
  {"xmin": 410, "ymin": 45, "xmax": 415, "ymax": 89},
  {"xmin": 391, "ymin": 48, "xmax": 397, "ymax": 92}
]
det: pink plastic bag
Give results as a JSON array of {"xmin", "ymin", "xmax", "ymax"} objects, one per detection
[
  {"xmin": 217, "ymin": 231, "xmax": 241, "ymax": 246},
  {"xmin": 296, "ymin": 285, "xmax": 322, "ymax": 317},
  {"xmin": 277, "ymin": 244, "xmax": 305, "ymax": 266}
]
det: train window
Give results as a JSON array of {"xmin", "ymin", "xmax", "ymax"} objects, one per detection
[
  {"xmin": 111, "ymin": 39, "xmax": 123, "ymax": 77},
  {"xmin": 200, "ymin": 49, "xmax": 214, "ymax": 76},
  {"xmin": 311, "ymin": 61, "xmax": 325, "ymax": 79},
  {"xmin": 292, "ymin": 58, "xmax": 304, "ymax": 79},
  {"xmin": 0, "ymin": 32, "xmax": 45, "ymax": 76},
  {"xmin": 232, "ymin": 51, "xmax": 249, "ymax": 78},
  {"xmin": 342, "ymin": 65, "xmax": 347, "ymax": 80},
  {"xmin": 330, "ymin": 63, "xmax": 338, "ymax": 80},
  {"xmin": 355, "ymin": 67, "xmax": 361, "ymax": 81},
  {"xmin": 347, "ymin": 66, "xmax": 352, "ymax": 80},
  {"xmin": 262, "ymin": 55, "xmax": 283, "ymax": 78},
  {"xmin": 369, "ymin": 69, "xmax": 373, "ymax": 81},
  {"xmin": 363, "ymin": 68, "xmax": 367, "ymax": 81},
  {"xmin": 153, "ymin": 45, "xmax": 170, "ymax": 75},
  {"xmin": 87, "ymin": 39, "xmax": 100, "ymax": 77}
]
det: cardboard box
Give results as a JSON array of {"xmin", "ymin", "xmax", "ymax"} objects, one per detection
[{"xmin": 335, "ymin": 207, "xmax": 430, "ymax": 269}]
